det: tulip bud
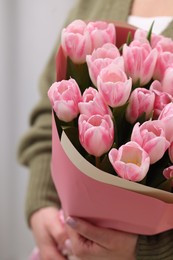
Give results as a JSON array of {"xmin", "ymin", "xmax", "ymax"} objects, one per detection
[
  {"xmin": 159, "ymin": 102, "xmax": 173, "ymax": 142},
  {"xmin": 109, "ymin": 141, "xmax": 150, "ymax": 182},
  {"xmin": 131, "ymin": 121, "xmax": 170, "ymax": 164},
  {"xmin": 169, "ymin": 140, "xmax": 173, "ymax": 163},
  {"xmin": 78, "ymin": 114, "xmax": 114, "ymax": 157},
  {"xmin": 48, "ymin": 79, "xmax": 81, "ymax": 122},
  {"xmin": 163, "ymin": 166, "xmax": 173, "ymax": 186},
  {"xmin": 86, "ymin": 21, "xmax": 116, "ymax": 50},
  {"xmin": 150, "ymin": 80, "xmax": 173, "ymax": 119},
  {"xmin": 123, "ymin": 41, "xmax": 158, "ymax": 86},
  {"xmin": 161, "ymin": 67, "xmax": 173, "ymax": 97},
  {"xmin": 86, "ymin": 43, "xmax": 121, "ymax": 86},
  {"xmin": 126, "ymin": 88, "xmax": 155, "ymax": 124},
  {"xmin": 152, "ymin": 34, "xmax": 173, "ymax": 53},
  {"xmin": 78, "ymin": 87, "xmax": 111, "ymax": 116},
  {"xmin": 97, "ymin": 63, "xmax": 132, "ymax": 108},
  {"xmin": 154, "ymin": 52, "xmax": 173, "ymax": 81},
  {"xmin": 61, "ymin": 19, "xmax": 92, "ymax": 64}
]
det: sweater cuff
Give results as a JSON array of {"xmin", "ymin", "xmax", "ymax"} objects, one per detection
[
  {"xmin": 25, "ymin": 153, "xmax": 61, "ymax": 226},
  {"xmin": 136, "ymin": 230, "xmax": 173, "ymax": 259}
]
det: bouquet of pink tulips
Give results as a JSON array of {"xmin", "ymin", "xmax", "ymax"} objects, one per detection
[{"xmin": 48, "ymin": 20, "xmax": 173, "ymax": 235}]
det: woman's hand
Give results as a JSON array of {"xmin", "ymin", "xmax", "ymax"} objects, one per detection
[
  {"xmin": 65, "ymin": 217, "xmax": 138, "ymax": 260},
  {"xmin": 30, "ymin": 207, "xmax": 69, "ymax": 260}
]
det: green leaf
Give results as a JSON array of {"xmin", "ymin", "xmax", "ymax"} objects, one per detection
[
  {"xmin": 157, "ymin": 178, "xmax": 173, "ymax": 192},
  {"xmin": 112, "ymin": 103, "xmax": 132, "ymax": 147},
  {"xmin": 53, "ymin": 110, "xmax": 63, "ymax": 138},
  {"xmin": 53, "ymin": 110, "xmax": 78, "ymax": 138},
  {"xmin": 138, "ymin": 175, "xmax": 147, "ymax": 186},
  {"xmin": 137, "ymin": 112, "xmax": 147, "ymax": 125},
  {"xmin": 119, "ymin": 31, "xmax": 133, "ymax": 53},
  {"xmin": 99, "ymin": 154, "xmax": 116, "ymax": 175},
  {"xmin": 64, "ymin": 126, "xmax": 87, "ymax": 157},
  {"xmin": 66, "ymin": 57, "xmax": 92, "ymax": 93},
  {"xmin": 147, "ymin": 21, "xmax": 155, "ymax": 42},
  {"xmin": 132, "ymin": 79, "xmax": 140, "ymax": 90},
  {"xmin": 126, "ymin": 31, "xmax": 133, "ymax": 45},
  {"xmin": 145, "ymin": 152, "xmax": 171, "ymax": 189}
]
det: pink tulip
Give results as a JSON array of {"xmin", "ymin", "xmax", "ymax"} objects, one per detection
[
  {"xmin": 133, "ymin": 29, "xmax": 149, "ymax": 44},
  {"xmin": 131, "ymin": 121, "xmax": 170, "ymax": 164},
  {"xmin": 61, "ymin": 19, "xmax": 92, "ymax": 63},
  {"xmin": 159, "ymin": 102, "xmax": 173, "ymax": 142},
  {"xmin": 78, "ymin": 87, "xmax": 111, "ymax": 116},
  {"xmin": 86, "ymin": 21, "xmax": 116, "ymax": 50},
  {"xmin": 48, "ymin": 79, "xmax": 81, "ymax": 122},
  {"xmin": 78, "ymin": 114, "xmax": 114, "ymax": 157},
  {"xmin": 161, "ymin": 67, "xmax": 173, "ymax": 97},
  {"xmin": 123, "ymin": 41, "xmax": 158, "ymax": 86},
  {"xmin": 86, "ymin": 43, "xmax": 121, "ymax": 86},
  {"xmin": 151, "ymin": 34, "xmax": 173, "ymax": 53},
  {"xmin": 134, "ymin": 29, "xmax": 173, "ymax": 53},
  {"xmin": 97, "ymin": 63, "xmax": 132, "ymax": 107},
  {"xmin": 169, "ymin": 140, "xmax": 173, "ymax": 163},
  {"xmin": 163, "ymin": 166, "xmax": 173, "ymax": 186},
  {"xmin": 134, "ymin": 29, "xmax": 160, "ymax": 46},
  {"xmin": 150, "ymin": 80, "xmax": 173, "ymax": 119},
  {"xmin": 126, "ymin": 88, "xmax": 155, "ymax": 124},
  {"xmin": 108, "ymin": 141, "xmax": 150, "ymax": 182},
  {"xmin": 153, "ymin": 52, "xmax": 173, "ymax": 81}
]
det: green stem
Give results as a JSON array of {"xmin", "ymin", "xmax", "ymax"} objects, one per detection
[{"xmin": 95, "ymin": 157, "xmax": 100, "ymax": 168}]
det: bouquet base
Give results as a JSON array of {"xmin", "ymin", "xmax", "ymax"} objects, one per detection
[{"xmin": 51, "ymin": 115, "xmax": 173, "ymax": 235}]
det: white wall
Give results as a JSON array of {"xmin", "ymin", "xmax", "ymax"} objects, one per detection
[{"xmin": 0, "ymin": 0, "xmax": 74, "ymax": 259}]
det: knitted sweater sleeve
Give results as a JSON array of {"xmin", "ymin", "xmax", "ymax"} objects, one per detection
[
  {"xmin": 18, "ymin": 0, "xmax": 173, "ymax": 258},
  {"xmin": 17, "ymin": 0, "xmax": 132, "ymax": 226},
  {"xmin": 18, "ymin": 45, "xmax": 60, "ymax": 224}
]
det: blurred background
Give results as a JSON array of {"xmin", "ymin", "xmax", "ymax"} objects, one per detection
[{"xmin": 0, "ymin": 0, "xmax": 74, "ymax": 259}]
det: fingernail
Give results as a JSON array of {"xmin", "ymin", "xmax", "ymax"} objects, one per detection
[
  {"xmin": 58, "ymin": 209, "xmax": 65, "ymax": 225},
  {"xmin": 66, "ymin": 216, "xmax": 77, "ymax": 228},
  {"xmin": 64, "ymin": 238, "xmax": 72, "ymax": 250}
]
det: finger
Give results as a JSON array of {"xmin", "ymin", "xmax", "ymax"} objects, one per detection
[
  {"xmin": 64, "ymin": 239, "xmax": 82, "ymax": 260},
  {"xmin": 66, "ymin": 216, "xmax": 121, "ymax": 248},
  {"xmin": 40, "ymin": 242, "xmax": 67, "ymax": 260},
  {"xmin": 65, "ymin": 224, "xmax": 83, "ymax": 251},
  {"xmin": 49, "ymin": 217, "xmax": 68, "ymax": 247},
  {"xmin": 64, "ymin": 231, "xmax": 95, "ymax": 259},
  {"xmin": 66, "ymin": 216, "xmax": 107, "ymax": 245},
  {"xmin": 68, "ymin": 256, "xmax": 81, "ymax": 260},
  {"xmin": 38, "ymin": 230, "xmax": 67, "ymax": 260},
  {"xmin": 59, "ymin": 238, "xmax": 73, "ymax": 256}
]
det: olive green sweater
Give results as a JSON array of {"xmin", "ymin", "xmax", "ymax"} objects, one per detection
[{"xmin": 18, "ymin": 0, "xmax": 173, "ymax": 258}]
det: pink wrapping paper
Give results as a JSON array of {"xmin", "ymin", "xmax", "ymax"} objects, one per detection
[
  {"xmin": 51, "ymin": 23, "xmax": 173, "ymax": 235},
  {"xmin": 51, "ymin": 116, "xmax": 173, "ymax": 235}
]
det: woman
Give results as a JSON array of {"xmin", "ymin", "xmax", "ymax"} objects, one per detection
[{"xmin": 18, "ymin": 0, "xmax": 173, "ymax": 259}]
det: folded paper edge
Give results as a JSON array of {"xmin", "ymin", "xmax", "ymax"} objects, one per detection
[{"xmin": 61, "ymin": 131, "xmax": 173, "ymax": 203}]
